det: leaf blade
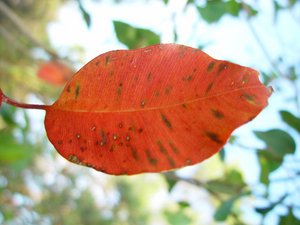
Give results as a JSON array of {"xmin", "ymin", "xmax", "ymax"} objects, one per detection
[{"xmin": 45, "ymin": 44, "xmax": 271, "ymax": 175}]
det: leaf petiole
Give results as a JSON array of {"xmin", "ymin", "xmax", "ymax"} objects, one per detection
[{"xmin": 0, "ymin": 88, "xmax": 47, "ymax": 110}]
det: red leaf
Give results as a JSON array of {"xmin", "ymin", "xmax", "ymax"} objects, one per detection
[
  {"xmin": 37, "ymin": 60, "xmax": 73, "ymax": 85},
  {"xmin": 44, "ymin": 44, "xmax": 272, "ymax": 175}
]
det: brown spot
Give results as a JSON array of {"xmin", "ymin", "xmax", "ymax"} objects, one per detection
[
  {"xmin": 91, "ymin": 126, "xmax": 96, "ymax": 131},
  {"xmin": 207, "ymin": 61, "xmax": 215, "ymax": 72},
  {"xmin": 68, "ymin": 139, "xmax": 72, "ymax": 144},
  {"xmin": 80, "ymin": 146, "xmax": 87, "ymax": 152},
  {"xmin": 217, "ymin": 63, "xmax": 228, "ymax": 74},
  {"xmin": 161, "ymin": 113, "xmax": 172, "ymax": 129},
  {"xmin": 130, "ymin": 146, "xmax": 139, "ymax": 160},
  {"xmin": 211, "ymin": 109, "xmax": 224, "ymax": 119},
  {"xmin": 66, "ymin": 85, "xmax": 71, "ymax": 93},
  {"xmin": 165, "ymin": 86, "xmax": 172, "ymax": 95},
  {"xmin": 241, "ymin": 93, "xmax": 256, "ymax": 105},
  {"xmin": 140, "ymin": 100, "xmax": 146, "ymax": 108},
  {"xmin": 147, "ymin": 73, "xmax": 152, "ymax": 82},
  {"xmin": 68, "ymin": 154, "xmax": 80, "ymax": 164},
  {"xmin": 76, "ymin": 133, "xmax": 81, "ymax": 139},
  {"xmin": 117, "ymin": 83, "xmax": 122, "ymax": 96},
  {"xmin": 182, "ymin": 75, "xmax": 193, "ymax": 82},
  {"xmin": 182, "ymin": 104, "xmax": 187, "ymax": 109},
  {"xmin": 157, "ymin": 140, "xmax": 176, "ymax": 167},
  {"xmin": 57, "ymin": 140, "xmax": 63, "ymax": 145},
  {"xmin": 205, "ymin": 131, "xmax": 223, "ymax": 144},
  {"xmin": 75, "ymin": 84, "xmax": 80, "ymax": 99},
  {"xmin": 129, "ymin": 125, "xmax": 136, "ymax": 132},
  {"xmin": 138, "ymin": 128, "xmax": 143, "ymax": 133},
  {"xmin": 100, "ymin": 130, "xmax": 107, "ymax": 146},
  {"xmin": 105, "ymin": 55, "xmax": 110, "ymax": 65},
  {"xmin": 118, "ymin": 122, "xmax": 123, "ymax": 128},
  {"xmin": 126, "ymin": 135, "xmax": 130, "ymax": 141},
  {"xmin": 95, "ymin": 60, "xmax": 100, "ymax": 66},
  {"xmin": 169, "ymin": 142, "xmax": 179, "ymax": 154},
  {"xmin": 109, "ymin": 144, "xmax": 116, "ymax": 152},
  {"xmin": 205, "ymin": 82, "xmax": 213, "ymax": 94},
  {"xmin": 146, "ymin": 149, "xmax": 157, "ymax": 166},
  {"xmin": 155, "ymin": 91, "xmax": 159, "ymax": 97}
]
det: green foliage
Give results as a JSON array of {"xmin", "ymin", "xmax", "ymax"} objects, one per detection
[
  {"xmin": 280, "ymin": 110, "xmax": 300, "ymax": 133},
  {"xmin": 113, "ymin": 21, "xmax": 160, "ymax": 49},
  {"xmin": 255, "ymin": 129, "xmax": 296, "ymax": 158},
  {"xmin": 279, "ymin": 208, "xmax": 300, "ymax": 225},
  {"xmin": 77, "ymin": 0, "xmax": 91, "ymax": 28},
  {"xmin": 197, "ymin": 0, "xmax": 257, "ymax": 23}
]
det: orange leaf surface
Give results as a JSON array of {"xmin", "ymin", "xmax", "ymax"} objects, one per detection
[{"xmin": 44, "ymin": 44, "xmax": 272, "ymax": 175}]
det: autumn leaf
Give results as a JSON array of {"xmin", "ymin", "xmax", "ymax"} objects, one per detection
[
  {"xmin": 1, "ymin": 44, "xmax": 272, "ymax": 175},
  {"xmin": 37, "ymin": 60, "xmax": 74, "ymax": 85}
]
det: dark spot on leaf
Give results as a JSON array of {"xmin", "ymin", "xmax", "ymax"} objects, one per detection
[
  {"xmin": 182, "ymin": 104, "xmax": 187, "ymax": 109},
  {"xmin": 118, "ymin": 122, "xmax": 123, "ymax": 128},
  {"xmin": 165, "ymin": 86, "xmax": 172, "ymax": 95},
  {"xmin": 130, "ymin": 146, "xmax": 139, "ymax": 160},
  {"xmin": 129, "ymin": 125, "xmax": 136, "ymax": 132},
  {"xmin": 207, "ymin": 61, "xmax": 215, "ymax": 72},
  {"xmin": 146, "ymin": 149, "xmax": 157, "ymax": 166},
  {"xmin": 161, "ymin": 113, "xmax": 172, "ymax": 129},
  {"xmin": 140, "ymin": 100, "xmax": 146, "ymax": 108},
  {"xmin": 76, "ymin": 133, "xmax": 81, "ymax": 139},
  {"xmin": 117, "ymin": 83, "xmax": 122, "ymax": 96},
  {"xmin": 169, "ymin": 142, "xmax": 179, "ymax": 154},
  {"xmin": 80, "ymin": 146, "xmax": 86, "ymax": 152},
  {"xmin": 205, "ymin": 82, "xmax": 213, "ymax": 94},
  {"xmin": 157, "ymin": 140, "xmax": 176, "ymax": 167},
  {"xmin": 138, "ymin": 128, "xmax": 143, "ymax": 133},
  {"xmin": 57, "ymin": 140, "xmax": 63, "ymax": 145},
  {"xmin": 147, "ymin": 73, "xmax": 152, "ymax": 82},
  {"xmin": 241, "ymin": 93, "xmax": 256, "ymax": 105},
  {"xmin": 75, "ymin": 84, "xmax": 80, "ymax": 99},
  {"xmin": 68, "ymin": 139, "xmax": 72, "ymax": 144},
  {"xmin": 193, "ymin": 68, "xmax": 197, "ymax": 73},
  {"xmin": 155, "ymin": 91, "xmax": 159, "ymax": 97},
  {"xmin": 68, "ymin": 154, "xmax": 80, "ymax": 164},
  {"xmin": 205, "ymin": 131, "xmax": 223, "ymax": 144},
  {"xmin": 105, "ymin": 56, "xmax": 110, "ymax": 66},
  {"xmin": 109, "ymin": 144, "xmax": 116, "ymax": 152},
  {"xmin": 217, "ymin": 63, "xmax": 228, "ymax": 74},
  {"xmin": 157, "ymin": 140, "xmax": 167, "ymax": 154},
  {"xmin": 100, "ymin": 130, "xmax": 107, "ymax": 146},
  {"xmin": 95, "ymin": 60, "xmax": 100, "ymax": 66},
  {"xmin": 66, "ymin": 85, "xmax": 71, "ymax": 93},
  {"xmin": 182, "ymin": 75, "xmax": 193, "ymax": 82},
  {"xmin": 211, "ymin": 109, "xmax": 224, "ymax": 119}
]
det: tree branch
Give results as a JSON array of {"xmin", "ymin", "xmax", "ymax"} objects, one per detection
[{"xmin": 0, "ymin": 1, "xmax": 59, "ymax": 59}]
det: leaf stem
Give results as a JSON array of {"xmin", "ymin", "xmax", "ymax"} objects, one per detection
[{"xmin": 1, "ymin": 89, "xmax": 47, "ymax": 110}]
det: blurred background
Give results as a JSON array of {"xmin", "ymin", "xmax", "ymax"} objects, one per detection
[{"xmin": 0, "ymin": 0, "xmax": 300, "ymax": 224}]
